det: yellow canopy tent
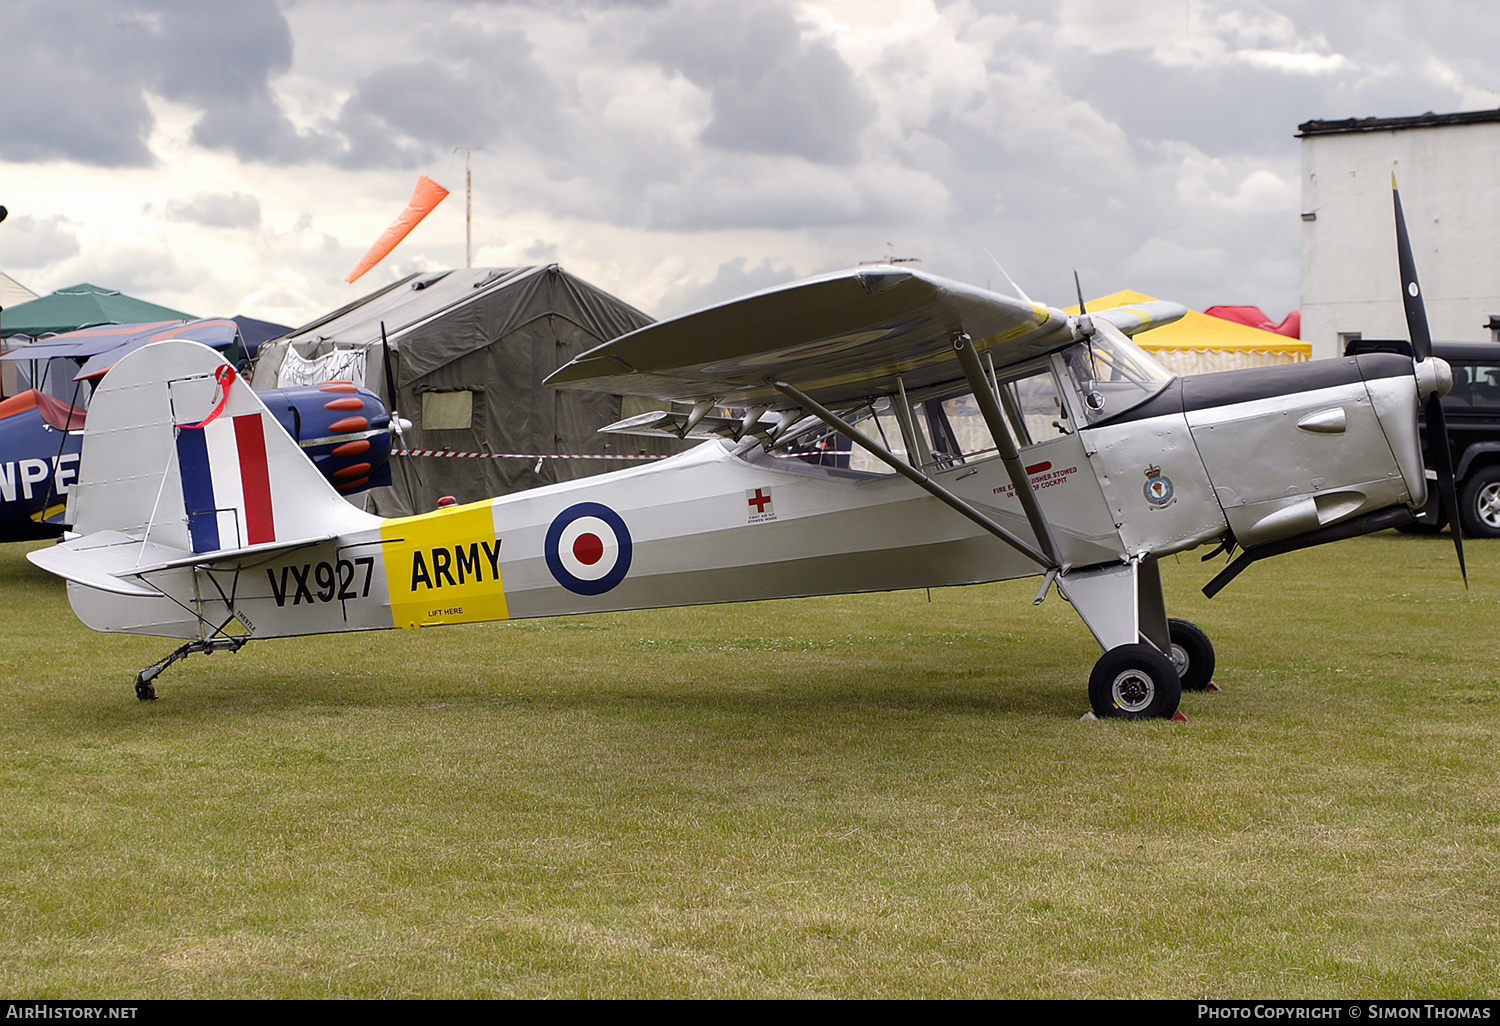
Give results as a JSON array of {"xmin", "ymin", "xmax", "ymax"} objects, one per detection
[{"xmin": 1073, "ymin": 290, "xmax": 1310, "ymax": 376}]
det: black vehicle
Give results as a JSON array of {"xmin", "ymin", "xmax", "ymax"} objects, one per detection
[{"xmin": 1345, "ymin": 337, "xmax": 1500, "ymax": 537}]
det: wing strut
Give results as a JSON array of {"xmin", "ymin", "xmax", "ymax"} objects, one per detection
[
  {"xmin": 770, "ymin": 379, "xmax": 1052, "ymax": 569},
  {"xmin": 892, "ymin": 376, "xmax": 934, "ymax": 471},
  {"xmin": 950, "ymin": 333, "xmax": 1063, "ymax": 567}
]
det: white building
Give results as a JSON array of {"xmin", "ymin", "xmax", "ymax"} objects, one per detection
[{"xmin": 1299, "ymin": 109, "xmax": 1500, "ymax": 361}]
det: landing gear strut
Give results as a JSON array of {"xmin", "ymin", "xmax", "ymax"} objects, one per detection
[{"xmin": 134, "ymin": 637, "xmax": 249, "ymax": 700}]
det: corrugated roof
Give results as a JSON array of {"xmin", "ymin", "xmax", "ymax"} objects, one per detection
[{"xmin": 1298, "ymin": 108, "xmax": 1500, "ymax": 137}]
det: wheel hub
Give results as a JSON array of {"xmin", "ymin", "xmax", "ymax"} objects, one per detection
[
  {"xmin": 1170, "ymin": 642, "xmax": 1189, "ymax": 677},
  {"xmin": 1111, "ymin": 670, "xmax": 1156, "ymax": 713}
]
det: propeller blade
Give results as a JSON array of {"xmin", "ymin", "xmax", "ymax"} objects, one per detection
[
  {"xmin": 1425, "ymin": 395, "xmax": 1467, "ymax": 585},
  {"xmin": 380, "ymin": 321, "xmax": 423, "ymax": 493},
  {"xmin": 1073, "ymin": 267, "xmax": 1087, "ymax": 316},
  {"xmin": 1392, "ymin": 177, "xmax": 1433, "ymax": 363},
  {"xmin": 379, "ymin": 322, "xmax": 404, "ymax": 445},
  {"xmin": 1393, "ymin": 179, "xmax": 1466, "ymax": 585}
]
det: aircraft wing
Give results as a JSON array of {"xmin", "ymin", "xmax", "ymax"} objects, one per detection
[
  {"xmin": 0, "ymin": 319, "xmax": 240, "ymax": 380},
  {"xmin": 544, "ymin": 267, "xmax": 1089, "ymax": 408},
  {"xmin": 73, "ymin": 319, "xmax": 241, "ymax": 381},
  {"xmin": 1090, "ymin": 300, "xmax": 1189, "ymax": 336}
]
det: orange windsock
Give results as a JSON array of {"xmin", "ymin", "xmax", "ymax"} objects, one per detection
[{"xmin": 345, "ymin": 175, "xmax": 451, "ymax": 283}]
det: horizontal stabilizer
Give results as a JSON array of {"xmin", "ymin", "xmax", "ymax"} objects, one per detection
[
  {"xmin": 29, "ymin": 529, "xmax": 344, "ymax": 595},
  {"xmin": 29, "ymin": 531, "xmax": 179, "ymax": 597},
  {"xmin": 29, "ymin": 337, "xmax": 385, "ymax": 610}
]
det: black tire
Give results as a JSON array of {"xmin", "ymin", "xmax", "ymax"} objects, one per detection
[
  {"xmin": 1459, "ymin": 466, "xmax": 1500, "ymax": 539},
  {"xmin": 1088, "ymin": 644, "xmax": 1182, "ymax": 720},
  {"xmin": 1167, "ymin": 618, "xmax": 1216, "ymax": 692}
]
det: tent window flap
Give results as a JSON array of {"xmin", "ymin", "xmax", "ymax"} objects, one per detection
[{"xmin": 421, "ymin": 389, "xmax": 474, "ymax": 431}]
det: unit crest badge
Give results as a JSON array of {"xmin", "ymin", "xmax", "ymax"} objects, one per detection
[{"xmin": 1143, "ymin": 465, "xmax": 1175, "ymax": 509}]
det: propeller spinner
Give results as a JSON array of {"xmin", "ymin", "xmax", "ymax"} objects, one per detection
[{"xmin": 1392, "ymin": 177, "xmax": 1467, "ymax": 585}]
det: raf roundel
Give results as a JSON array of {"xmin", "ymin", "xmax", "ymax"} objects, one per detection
[{"xmin": 544, "ymin": 501, "xmax": 633, "ymax": 596}]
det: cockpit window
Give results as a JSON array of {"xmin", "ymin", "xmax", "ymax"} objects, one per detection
[
  {"xmin": 754, "ymin": 321, "xmax": 1172, "ymax": 473},
  {"xmin": 1060, "ymin": 319, "xmax": 1174, "ymax": 424},
  {"xmin": 997, "ymin": 368, "xmax": 1071, "ymax": 446}
]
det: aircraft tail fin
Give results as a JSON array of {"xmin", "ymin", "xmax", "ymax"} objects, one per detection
[{"xmin": 66, "ymin": 339, "xmax": 380, "ymax": 555}]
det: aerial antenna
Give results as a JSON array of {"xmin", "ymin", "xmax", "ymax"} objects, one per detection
[
  {"xmin": 983, "ymin": 247, "xmax": 1033, "ymax": 306},
  {"xmin": 453, "ymin": 147, "xmax": 480, "ymax": 268}
]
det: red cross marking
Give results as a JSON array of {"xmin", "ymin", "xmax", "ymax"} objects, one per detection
[{"xmin": 748, "ymin": 488, "xmax": 772, "ymax": 513}]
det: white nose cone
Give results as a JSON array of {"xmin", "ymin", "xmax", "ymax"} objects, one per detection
[{"xmin": 1415, "ymin": 357, "xmax": 1453, "ymax": 402}]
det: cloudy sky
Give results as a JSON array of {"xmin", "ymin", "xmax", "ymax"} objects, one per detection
[{"xmin": 2, "ymin": 0, "xmax": 1496, "ymax": 331}]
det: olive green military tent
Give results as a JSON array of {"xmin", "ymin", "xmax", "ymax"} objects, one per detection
[{"xmin": 252, "ymin": 265, "xmax": 682, "ymax": 517}]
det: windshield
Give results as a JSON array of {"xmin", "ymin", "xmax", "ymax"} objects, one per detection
[{"xmin": 1060, "ymin": 319, "xmax": 1173, "ymax": 424}]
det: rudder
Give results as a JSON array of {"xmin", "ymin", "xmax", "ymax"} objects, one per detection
[{"xmin": 70, "ymin": 340, "xmax": 378, "ymax": 553}]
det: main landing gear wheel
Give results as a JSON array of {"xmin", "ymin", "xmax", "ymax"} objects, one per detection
[
  {"xmin": 1167, "ymin": 618, "xmax": 1216, "ymax": 692},
  {"xmin": 1089, "ymin": 644, "xmax": 1182, "ymax": 720}
]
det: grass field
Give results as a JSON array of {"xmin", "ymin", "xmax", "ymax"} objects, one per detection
[{"xmin": 1, "ymin": 532, "xmax": 1496, "ymax": 998}]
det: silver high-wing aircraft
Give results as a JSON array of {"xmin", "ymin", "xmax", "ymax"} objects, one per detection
[{"xmin": 29, "ymin": 185, "xmax": 1463, "ymax": 718}]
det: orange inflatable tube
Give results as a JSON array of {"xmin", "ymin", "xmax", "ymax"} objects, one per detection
[{"xmin": 345, "ymin": 175, "xmax": 450, "ymax": 283}]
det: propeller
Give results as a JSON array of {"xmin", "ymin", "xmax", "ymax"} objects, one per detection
[
  {"xmin": 1392, "ymin": 177, "xmax": 1467, "ymax": 585},
  {"xmin": 380, "ymin": 321, "xmax": 423, "ymax": 496}
]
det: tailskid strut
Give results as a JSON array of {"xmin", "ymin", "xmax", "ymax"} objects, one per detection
[{"xmin": 135, "ymin": 636, "xmax": 249, "ymax": 700}]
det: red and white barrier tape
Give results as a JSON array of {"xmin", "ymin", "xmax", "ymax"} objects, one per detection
[{"xmin": 393, "ymin": 449, "xmax": 666, "ymax": 461}]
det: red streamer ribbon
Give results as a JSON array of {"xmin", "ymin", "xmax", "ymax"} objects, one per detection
[{"xmin": 182, "ymin": 365, "xmax": 237, "ymax": 429}]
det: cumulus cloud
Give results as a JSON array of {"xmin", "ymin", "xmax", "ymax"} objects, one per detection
[
  {"xmin": 0, "ymin": 0, "xmax": 308, "ymax": 167},
  {"xmin": 162, "ymin": 192, "xmax": 264, "ymax": 229},
  {"xmin": 0, "ymin": 3, "xmax": 161, "ymax": 166},
  {"xmin": 655, "ymin": 255, "xmax": 802, "ymax": 314},
  {"xmin": 637, "ymin": 1, "xmax": 875, "ymax": 164},
  {"xmin": 68, "ymin": 244, "xmax": 199, "ymax": 312},
  {"xmin": 324, "ymin": 22, "xmax": 560, "ymax": 169},
  {"xmin": 239, "ymin": 268, "xmax": 331, "ymax": 326},
  {"xmin": 4, "ymin": 0, "xmax": 1498, "ymax": 326},
  {"xmin": 0, "ymin": 214, "xmax": 83, "ymax": 268}
]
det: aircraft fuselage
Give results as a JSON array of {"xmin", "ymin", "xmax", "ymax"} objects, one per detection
[{"xmin": 64, "ymin": 350, "xmax": 1426, "ymax": 648}]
